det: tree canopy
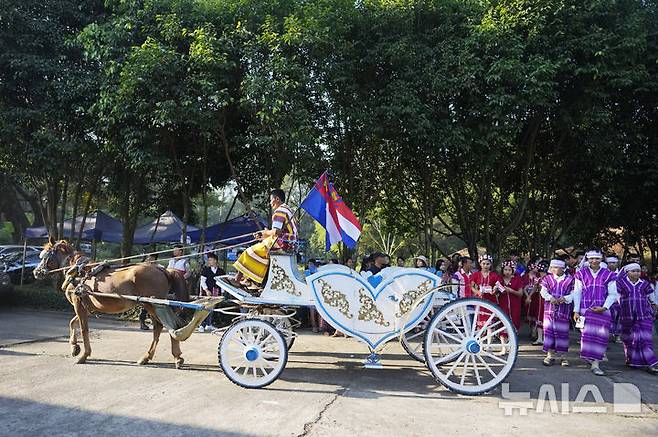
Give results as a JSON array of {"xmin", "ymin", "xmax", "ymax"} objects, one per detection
[{"xmin": 1, "ymin": 0, "xmax": 657, "ymax": 265}]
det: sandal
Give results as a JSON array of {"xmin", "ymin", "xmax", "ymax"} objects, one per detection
[
  {"xmin": 543, "ymin": 357, "xmax": 554, "ymax": 366},
  {"xmin": 561, "ymin": 359, "xmax": 570, "ymax": 367}
]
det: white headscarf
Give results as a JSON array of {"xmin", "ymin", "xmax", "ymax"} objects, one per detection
[
  {"xmin": 549, "ymin": 259, "xmax": 566, "ymax": 268},
  {"xmin": 623, "ymin": 263, "xmax": 641, "ymax": 272}
]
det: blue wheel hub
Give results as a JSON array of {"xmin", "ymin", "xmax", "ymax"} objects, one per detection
[
  {"xmin": 466, "ymin": 340, "xmax": 481, "ymax": 354},
  {"xmin": 245, "ymin": 348, "xmax": 259, "ymax": 361}
]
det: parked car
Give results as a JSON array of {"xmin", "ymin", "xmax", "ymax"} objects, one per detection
[
  {"xmin": 0, "ymin": 257, "xmax": 12, "ymax": 293},
  {"xmin": 0, "ymin": 251, "xmax": 41, "ymax": 285},
  {"xmin": 0, "ymin": 245, "xmax": 41, "ymax": 257}
]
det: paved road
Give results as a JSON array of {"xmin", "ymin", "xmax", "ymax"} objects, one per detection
[{"xmin": 1, "ymin": 308, "xmax": 657, "ymax": 436}]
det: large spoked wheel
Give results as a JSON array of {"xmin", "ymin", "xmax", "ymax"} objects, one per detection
[
  {"xmin": 256, "ymin": 310, "xmax": 296, "ymax": 351},
  {"xmin": 218, "ymin": 319, "xmax": 288, "ymax": 389},
  {"xmin": 401, "ymin": 312, "xmax": 432, "ymax": 362},
  {"xmin": 423, "ymin": 298, "xmax": 518, "ymax": 395}
]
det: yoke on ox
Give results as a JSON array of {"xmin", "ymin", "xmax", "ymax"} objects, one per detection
[
  {"xmin": 214, "ymin": 253, "xmax": 518, "ymax": 395},
  {"xmin": 34, "ymin": 238, "xmax": 197, "ymax": 368}
]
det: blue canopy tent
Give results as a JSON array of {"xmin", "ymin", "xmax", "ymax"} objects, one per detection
[
  {"xmin": 24, "ymin": 210, "xmax": 123, "ymax": 243},
  {"xmin": 187, "ymin": 213, "xmax": 267, "ymax": 245},
  {"xmin": 133, "ymin": 210, "xmax": 199, "ymax": 245}
]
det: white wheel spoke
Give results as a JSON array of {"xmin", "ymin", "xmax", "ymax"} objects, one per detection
[
  {"xmin": 484, "ymin": 325, "xmax": 507, "ymax": 339},
  {"xmin": 261, "ymin": 352, "xmax": 280, "ymax": 359},
  {"xmin": 475, "ymin": 313, "xmax": 495, "ymax": 338},
  {"xmin": 231, "ymin": 335, "xmax": 248, "ymax": 348},
  {"xmin": 482, "ymin": 342, "xmax": 506, "ymax": 349},
  {"xmin": 433, "ymin": 348, "xmax": 462, "ymax": 366},
  {"xmin": 433, "ymin": 328, "xmax": 462, "ymax": 343},
  {"xmin": 237, "ymin": 331, "xmax": 251, "ymax": 346},
  {"xmin": 261, "ymin": 358, "xmax": 275, "ymax": 368},
  {"xmin": 226, "ymin": 344, "xmax": 244, "ymax": 354},
  {"xmin": 445, "ymin": 352, "xmax": 466, "ymax": 377},
  {"xmin": 258, "ymin": 332, "xmax": 274, "ymax": 347},
  {"xmin": 460, "ymin": 356, "xmax": 470, "ymax": 386},
  {"xmin": 447, "ymin": 315, "xmax": 467, "ymax": 339},
  {"xmin": 434, "ymin": 343, "xmax": 461, "ymax": 349},
  {"xmin": 406, "ymin": 330, "xmax": 424, "ymax": 340},
  {"xmin": 471, "ymin": 305, "xmax": 480, "ymax": 336},
  {"xmin": 231, "ymin": 360, "xmax": 248, "ymax": 372},
  {"xmin": 460, "ymin": 306, "xmax": 472, "ymax": 337},
  {"xmin": 471, "ymin": 355, "xmax": 482, "ymax": 385},
  {"xmin": 475, "ymin": 354, "xmax": 497, "ymax": 377},
  {"xmin": 480, "ymin": 350, "xmax": 509, "ymax": 365}
]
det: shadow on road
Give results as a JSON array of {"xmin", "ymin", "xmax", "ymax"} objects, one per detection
[{"xmin": 0, "ymin": 396, "xmax": 256, "ymax": 437}]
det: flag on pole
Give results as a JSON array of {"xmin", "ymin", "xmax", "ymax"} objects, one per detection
[{"xmin": 300, "ymin": 172, "xmax": 362, "ymax": 250}]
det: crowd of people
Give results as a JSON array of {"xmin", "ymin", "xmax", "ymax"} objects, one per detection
[
  {"xmin": 155, "ymin": 189, "xmax": 657, "ymax": 376},
  {"xmin": 342, "ymin": 249, "xmax": 657, "ymax": 375}
]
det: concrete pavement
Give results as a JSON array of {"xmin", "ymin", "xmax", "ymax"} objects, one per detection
[{"xmin": 0, "ymin": 308, "xmax": 657, "ymax": 436}]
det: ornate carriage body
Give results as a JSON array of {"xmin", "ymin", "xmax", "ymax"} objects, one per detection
[{"xmin": 216, "ymin": 254, "xmax": 518, "ymax": 395}]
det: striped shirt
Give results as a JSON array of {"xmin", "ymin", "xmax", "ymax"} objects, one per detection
[
  {"xmin": 271, "ymin": 203, "xmax": 297, "ymax": 250},
  {"xmin": 617, "ymin": 276, "xmax": 656, "ymax": 321},
  {"xmin": 573, "ymin": 267, "xmax": 618, "ymax": 313},
  {"xmin": 540, "ymin": 274, "xmax": 575, "ymax": 319}
]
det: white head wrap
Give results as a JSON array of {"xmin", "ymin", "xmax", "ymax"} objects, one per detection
[
  {"xmin": 549, "ymin": 259, "xmax": 566, "ymax": 268},
  {"xmin": 623, "ymin": 263, "xmax": 641, "ymax": 272},
  {"xmin": 605, "ymin": 256, "xmax": 618, "ymax": 264},
  {"xmin": 585, "ymin": 250, "xmax": 603, "ymax": 259}
]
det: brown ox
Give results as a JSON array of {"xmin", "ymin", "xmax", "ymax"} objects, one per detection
[{"xmin": 33, "ymin": 237, "xmax": 188, "ymax": 368}]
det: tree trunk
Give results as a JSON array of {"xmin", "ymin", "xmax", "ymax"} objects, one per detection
[
  {"xmin": 0, "ymin": 176, "xmax": 31, "ymax": 242},
  {"xmin": 58, "ymin": 175, "xmax": 69, "ymax": 240},
  {"xmin": 76, "ymin": 169, "xmax": 101, "ymax": 248},
  {"xmin": 69, "ymin": 179, "xmax": 83, "ymax": 240}
]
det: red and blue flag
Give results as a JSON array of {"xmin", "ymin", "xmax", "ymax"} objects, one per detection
[{"xmin": 300, "ymin": 172, "xmax": 362, "ymax": 250}]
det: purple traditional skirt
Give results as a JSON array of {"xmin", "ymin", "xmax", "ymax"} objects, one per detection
[
  {"xmin": 621, "ymin": 319, "xmax": 658, "ymax": 368},
  {"xmin": 543, "ymin": 313, "xmax": 570, "ymax": 353},
  {"xmin": 579, "ymin": 309, "xmax": 611, "ymax": 361},
  {"xmin": 609, "ymin": 302, "xmax": 621, "ymax": 336}
]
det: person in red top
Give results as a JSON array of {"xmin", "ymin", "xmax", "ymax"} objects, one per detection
[
  {"xmin": 497, "ymin": 260, "xmax": 524, "ymax": 332},
  {"xmin": 450, "ymin": 256, "xmax": 474, "ymax": 299},
  {"xmin": 471, "ymin": 254, "xmax": 501, "ymax": 335},
  {"xmin": 523, "ymin": 260, "xmax": 545, "ymax": 345}
]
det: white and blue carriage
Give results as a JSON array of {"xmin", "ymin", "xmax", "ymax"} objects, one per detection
[{"xmin": 214, "ymin": 254, "xmax": 518, "ymax": 395}]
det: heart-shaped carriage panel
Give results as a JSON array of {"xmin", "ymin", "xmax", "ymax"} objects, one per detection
[{"xmin": 307, "ymin": 268, "xmax": 439, "ymax": 350}]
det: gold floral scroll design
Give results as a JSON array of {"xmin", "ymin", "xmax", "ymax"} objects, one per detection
[
  {"xmin": 269, "ymin": 259, "xmax": 301, "ymax": 296},
  {"xmin": 395, "ymin": 279, "xmax": 434, "ymax": 318},
  {"xmin": 358, "ymin": 289, "xmax": 390, "ymax": 327},
  {"xmin": 317, "ymin": 279, "xmax": 353, "ymax": 319}
]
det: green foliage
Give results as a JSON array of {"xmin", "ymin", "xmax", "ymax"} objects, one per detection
[
  {"xmin": 2, "ymin": 282, "xmax": 71, "ymax": 311},
  {"xmin": 2, "ymin": 0, "xmax": 657, "ymax": 266}
]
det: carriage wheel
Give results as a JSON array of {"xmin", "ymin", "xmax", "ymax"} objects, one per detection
[
  {"xmin": 256, "ymin": 310, "xmax": 296, "ymax": 351},
  {"xmin": 402, "ymin": 312, "xmax": 457, "ymax": 364},
  {"xmin": 218, "ymin": 319, "xmax": 288, "ymax": 389},
  {"xmin": 423, "ymin": 298, "xmax": 518, "ymax": 395},
  {"xmin": 401, "ymin": 311, "xmax": 432, "ymax": 362}
]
